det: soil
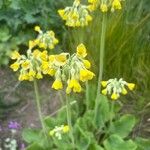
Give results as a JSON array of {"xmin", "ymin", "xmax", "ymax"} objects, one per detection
[{"xmin": 0, "ymin": 68, "xmax": 61, "ymax": 149}]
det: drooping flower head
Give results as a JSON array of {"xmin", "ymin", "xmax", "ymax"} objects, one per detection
[
  {"xmin": 88, "ymin": 0, "xmax": 124, "ymax": 13},
  {"xmin": 51, "ymin": 43, "xmax": 95, "ymax": 94},
  {"xmin": 34, "ymin": 26, "xmax": 59, "ymax": 49},
  {"xmin": 10, "ymin": 46, "xmax": 48, "ymax": 81},
  {"xmin": 58, "ymin": 0, "xmax": 92, "ymax": 27},
  {"xmin": 101, "ymin": 78, "xmax": 135, "ymax": 100},
  {"xmin": 49, "ymin": 125, "xmax": 70, "ymax": 140}
]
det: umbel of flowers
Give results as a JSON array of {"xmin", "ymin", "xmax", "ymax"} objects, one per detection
[
  {"xmin": 88, "ymin": 0, "xmax": 123, "ymax": 12},
  {"xmin": 49, "ymin": 125, "xmax": 70, "ymax": 140},
  {"xmin": 10, "ymin": 26, "xmax": 59, "ymax": 81},
  {"xmin": 58, "ymin": 0, "xmax": 92, "ymax": 27},
  {"xmin": 101, "ymin": 78, "xmax": 135, "ymax": 100},
  {"xmin": 34, "ymin": 26, "xmax": 59, "ymax": 49},
  {"xmin": 52, "ymin": 43, "xmax": 95, "ymax": 93}
]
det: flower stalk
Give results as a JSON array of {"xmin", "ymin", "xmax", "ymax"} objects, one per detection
[
  {"xmin": 33, "ymin": 79, "xmax": 47, "ymax": 138},
  {"xmin": 86, "ymin": 81, "xmax": 90, "ymax": 110},
  {"xmin": 95, "ymin": 14, "xmax": 107, "ymax": 121},
  {"xmin": 66, "ymin": 94, "xmax": 75, "ymax": 148}
]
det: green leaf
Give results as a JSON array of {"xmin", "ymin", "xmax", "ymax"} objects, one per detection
[
  {"xmin": 89, "ymin": 143, "xmax": 104, "ymax": 150},
  {"xmin": 96, "ymin": 95, "xmax": 110, "ymax": 128},
  {"xmin": 26, "ymin": 143, "xmax": 45, "ymax": 150},
  {"xmin": 109, "ymin": 114, "xmax": 136, "ymax": 138},
  {"xmin": 22, "ymin": 128, "xmax": 41, "ymax": 143},
  {"xmin": 0, "ymin": 26, "xmax": 11, "ymax": 42},
  {"xmin": 74, "ymin": 123, "xmax": 95, "ymax": 150},
  {"xmin": 135, "ymin": 137, "xmax": 150, "ymax": 150},
  {"xmin": 103, "ymin": 134, "xmax": 137, "ymax": 150},
  {"xmin": 76, "ymin": 110, "xmax": 96, "ymax": 131}
]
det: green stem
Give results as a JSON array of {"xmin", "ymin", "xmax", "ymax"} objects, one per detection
[
  {"xmin": 109, "ymin": 101, "xmax": 115, "ymax": 129},
  {"xmin": 94, "ymin": 14, "xmax": 107, "ymax": 121},
  {"xmin": 66, "ymin": 94, "xmax": 75, "ymax": 148},
  {"xmin": 33, "ymin": 80, "xmax": 47, "ymax": 137},
  {"xmin": 86, "ymin": 81, "xmax": 90, "ymax": 110}
]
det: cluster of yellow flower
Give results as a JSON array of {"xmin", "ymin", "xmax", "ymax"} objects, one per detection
[
  {"xmin": 58, "ymin": 0, "xmax": 92, "ymax": 27},
  {"xmin": 34, "ymin": 26, "xmax": 59, "ymax": 49},
  {"xmin": 101, "ymin": 78, "xmax": 135, "ymax": 100},
  {"xmin": 49, "ymin": 125, "xmax": 70, "ymax": 140},
  {"xmin": 10, "ymin": 27, "xmax": 95, "ymax": 93},
  {"xmin": 88, "ymin": 0, "xmax": 123, "ymax": 13},
  {"xmin": 52, "ymin": 43, "xmax": 95, "ymax": 94},
  {"xmin": 10, "ymin": 26, "xmax": 59, "ymax": 81}
]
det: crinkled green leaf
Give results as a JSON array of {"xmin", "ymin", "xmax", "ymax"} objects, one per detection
[
  {"xmin": 22, "ymin": 128, "xmax": 41, "ymax": 143},
  {"xmin": 104, "ymin": 134, "xmax": 137, "ymax": 150},
  {"xmin": 109, "ymin": 114, "xmax": 136, "ymax": 138},
  {"xmin": 96, "ymin": 95, "xmax": 110, "ymax": 128},
  {"xmin": 26, "ymin": 143, "xmax": 45, "ymax": 150}
]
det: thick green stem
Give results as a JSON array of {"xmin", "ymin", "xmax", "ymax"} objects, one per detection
[
  {"xmin": 66, "ymin": 94, "xmax": 75, "ymax": 148},
  {"xmin": 33, "ymin": 80, "xmax": 47, "ymax": 136},
  {"xmin": 94, "ymin": 14, "xmax": 107, "ymax": 121},
  {"xmin": 86, "ymin": 81, "xmax": 90, "ymax": 110}
]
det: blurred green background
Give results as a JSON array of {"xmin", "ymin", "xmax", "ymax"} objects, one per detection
[{"xmin": 0, "ymin": 0, "xmax": 149, "ymax": 118}]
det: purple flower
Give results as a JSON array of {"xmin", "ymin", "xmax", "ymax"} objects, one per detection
[
  {"xmin": 8, "ymin": 121, "xmax": 20, "ymax": 130},
  {"xmin": 20, "ymin": 143, "xmax": 25, "ymax": 150}
]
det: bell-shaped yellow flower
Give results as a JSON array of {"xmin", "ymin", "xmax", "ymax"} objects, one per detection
[
  {"xmin": 80, "ymin": 69, "xmax": 95, "ymax": 82},
  {"xmin": 52, "ymin": 79, "xmax": 63, "ymax": 90},
  {"xmin": 11, "ymin": 51, "xmax": 21, "ymax": 60},
  {"xmin": 77, "ymin": 43, "xmax": 87, "ymax": 58},
  {"xmin": 127, "ymin": 83, "xmax": 135, "ymax": 91},
  {"xmin": 67, "ymin": 79, "xmax": 82, "ymax": 93}
]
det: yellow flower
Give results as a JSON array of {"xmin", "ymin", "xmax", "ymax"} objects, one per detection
[
  {"xmin": 41, "ymin": 61, "xmax": 49, "ymax": 70},
  {"xmin": 34, "ymin": 26, "xmax": 41, "ymax": 32},
  {"xmin": 101, "ymin": 81, "xmax": 108, "ymax": 87},
  {"xmin": 67, "ymin": 79, "xmax": 81, "ymax": 93},
  {"xmin": 54, "ymin": 39, "xmax": 59, "ymax": 45},
  {"xmin": 34, "ymin": 39, "xmax": 40, "ymax": 45},
  {"xmin": 49, "ymin": 55, "xmax": 55, "ymax": 62},
  {"xmin": 122, "ymin": 88, "xmax": 127, "ymax": 95},
  {"xmin": 88, "ymin": 4, "xmax": 96, "ymax": 11},
  {"xmin": 11, "ymin": 51, "xmax": 21, "ymax": 60},
  {"xmin": 102, "ymin": 88, "xmax": 107, "ymax": 95},
  {"xmin": 49, "ymin": 130, "xmax": 55, "ymax": 136},
  {"xmin": 127, "ymin": 83, "xmax": 135, "ymax": 91},
  {"xmin": 29, "ymin": 40, "xmax": 36, "ymax": 49},
  {"xmin": 28, "ymin": 70, "xmax": 36, "ymax": 77},
  {"xmin": 52, "ymin": 79, "xmax": 63, "ymax": 90},
  {"xmin": 83, "ymin": 60, "xmax": 91, "ymax": 69},
  {"xmin": 58, "ymin": 9, "xmax": 66, "ymax": 20},
  {"xmin": 10, "ymin": 62, "xmax": 20, "ymax": 71},
  {"xmin": 36, "ymin": 72, "xmax": 43, "ymax": 79},
  {"xmin": 47, "ymin": 69, "xmax": 56, "ymax": 76},
  {"xmin": 86, "ymin": 15, "xmax": 92, "ymax": 21},
  {"xmin": 112, "ymin": 0, "xmax": 122, "ymax": 10},
  {"xmin": 100, "ymin": 4, "xmax": 108, "ymax": 12},
  {"xmin": 40, "ymin": 51, "xmax": 48, "ymax": 61},
  {"xmin": 39, "ymin": 43, "xmax": 46, "ymax": 49},
  {"xmin": 32, "ymin": 49, "xmax": 41, "ymax": 58},
  {"xmin": 80, "ymin": 69, "xmax": 95, "ymax": 82},
  {"xmin": 111, "ymin": 93, "xmax": 119, "ymax": 100},
  {"xmin": 63, "ymin": 125, "xmax": 70, "ymax": 133},
  {"xmin": 77, "ymin": 43, "xmax": 87, "ymax": 58},
  {"xmin": 55, "ymin": 54, "xmax": 67, "ymax": 64},
  {"xmin": 21, "ymin": 60, "xmax": 30, "ymax": 70},
  {"xmin": 19, "ymin": 73, "xmax": 29, "ymax": 81}
]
